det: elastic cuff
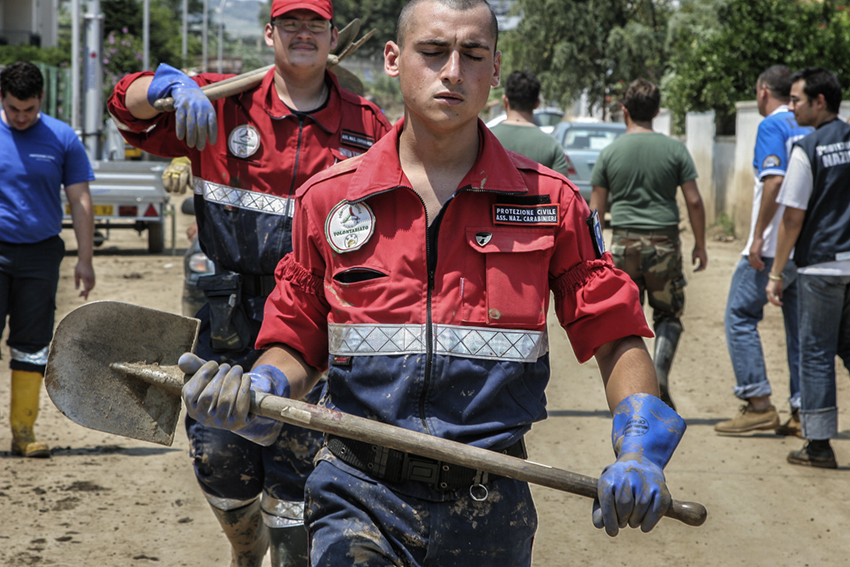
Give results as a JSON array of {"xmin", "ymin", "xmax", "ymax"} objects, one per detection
[{"xmin": 202, "ymin": 492, "xmax": 259, "ymax": 512}]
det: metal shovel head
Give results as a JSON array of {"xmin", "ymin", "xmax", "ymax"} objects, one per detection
[{"xmin": 45, "ymin": 301, "xmax": 199, "ymax": 446}]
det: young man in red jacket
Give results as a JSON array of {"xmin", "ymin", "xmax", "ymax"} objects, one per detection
[{"xmin": 108, "ymin": 1, "xmax": 390, "ymax": 565}]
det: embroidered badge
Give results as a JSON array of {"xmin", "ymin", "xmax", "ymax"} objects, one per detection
[
  {"xmin": 228, "ymin": 125, "xmax": 261, "ymax": 158},
  {"xmin": 586, "ymin": 209, "xmax": 605, "ymax": 258},
  {"xmin": 762, "ymin": 154, "xmax": 781, "ymax": 169},
  {"xmin": 325, "ymin": 201, "xmax": 375, "ymax": 253},
  {"xmin": 493, "ymin": 204, "xmax": 559, "ymax": 226},
  {"xmin": 475, "ymin": 232, "xmax": 493, "ymax": 247}
]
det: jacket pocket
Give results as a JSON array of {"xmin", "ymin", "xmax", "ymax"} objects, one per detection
[{"xmin": 464, "ymin": 228, "xmax": 554, "ymax": 328}]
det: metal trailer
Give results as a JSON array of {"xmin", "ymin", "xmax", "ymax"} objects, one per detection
[{"xmin": 62, "ymin": 160, "xmax": 174, "ymax": 254}]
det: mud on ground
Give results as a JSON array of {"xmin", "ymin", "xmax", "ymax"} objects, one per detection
[{"xmin": 1, "ymin": 207, "xmax": 848, "ymax": 566}]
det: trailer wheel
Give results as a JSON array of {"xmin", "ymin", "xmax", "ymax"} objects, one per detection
[{"xmin": 147, "ymin": 222, "xmax": 165, "ymax": 254}]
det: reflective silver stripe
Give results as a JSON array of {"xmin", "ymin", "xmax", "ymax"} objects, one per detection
[
  {"xmin": 328, "ymin": 323, "xmax": 548, "ymax": 363},
  {"xmin": 261, "ymin": 491, "xmax": 305, "ymax": 527},
  {"xmin": 194, "ymin": 177, "xmax": 295, "ymax": 217},
  {"xmin": 10, "ymin": 346, "xmax": 49, "ymax": 366},
  {"xmin": 202, "ymin": 492, "xmax": 258, "ymax": 512}
]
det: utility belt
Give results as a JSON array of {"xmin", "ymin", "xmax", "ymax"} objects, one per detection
[
  {"xmin": 326, "ymin": 434, "xmax": 526, "ymax": 496},
  {"xmin": 197, "ymin": 272, "xmax": 275, "ymax": 352},
  {"xmin": 612, "ymin": 226, "xmax": 680, "ymax": 240}
]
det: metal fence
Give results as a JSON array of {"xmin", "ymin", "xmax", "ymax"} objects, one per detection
[{"xmin": 35, "ymin": 63, "xmax": 72, "ymax": 124}]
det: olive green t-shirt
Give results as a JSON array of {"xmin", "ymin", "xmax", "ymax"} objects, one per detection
[
  {"xmin": 490, "ymin": 123, "xmax": 570, "ymax": 176},
  {"xmin": 590, "ymin": 132, "xmax": 698, "ymax": 229}
]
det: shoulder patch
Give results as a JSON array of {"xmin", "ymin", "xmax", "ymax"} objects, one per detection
[{"xmin": 762, "ymin": 154, "xmax": 782, "ymax": 169}]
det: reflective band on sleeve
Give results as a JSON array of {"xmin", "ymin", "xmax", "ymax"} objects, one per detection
[
  {"xmin": 193, "ymin": 178, "xmax": 295, "ymax": 217},
  {"xmin": 328, "ymin": 323, "xmax": 548, "ymax": 363},
  {"xmin": 10, "ymin": 346, "xmax": 49, "ymax": 366}
]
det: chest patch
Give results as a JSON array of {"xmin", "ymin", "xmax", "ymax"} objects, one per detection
[
  {"xmin": 325, "ymin": 201, "xmax": 375, "ymax": 253},
  {"xmin": 341, "ymin": 130, "xmax": 375, "ymax": 152},
  {"xmin": 228, "ymin": 124, "xmax": 261, "ymax": 158},
  {"xmin": 493, "ymin": 204, "xmax": 559, "ymax": 226}
]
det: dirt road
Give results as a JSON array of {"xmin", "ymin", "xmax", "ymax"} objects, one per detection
[{"xmin": 1, "ymin": 205, "xmax": 847, "ymax": 566}]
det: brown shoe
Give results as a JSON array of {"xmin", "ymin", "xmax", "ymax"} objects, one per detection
[
  {"xmin": 787, "ymin": 440, "xmax": 837, "ymax": 469},
  {"xmin": 715, "ymin": 403, "xmax": 780, "ymax": 434},
  {"xmin": 776, "ymin": 409, "xmax": 803, "ymax": 438}
]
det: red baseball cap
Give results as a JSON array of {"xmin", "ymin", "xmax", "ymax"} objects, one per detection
[{"xmin": 270, "ymin": 0, "xmax": 333, "ymax": 20}]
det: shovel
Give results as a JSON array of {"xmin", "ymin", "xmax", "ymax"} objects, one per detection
[{"xmin": 45, "ymin": 301, "xmax": 707, "ymax": 528}]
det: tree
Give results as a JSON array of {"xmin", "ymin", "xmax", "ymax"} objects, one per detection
[
  {"xmin": 504, "ymin": 0, "xmax": 674, "ymax": 118},
  {"xmin": 663, "ymin": 0, "xmax": 850, "ymax": 125}
]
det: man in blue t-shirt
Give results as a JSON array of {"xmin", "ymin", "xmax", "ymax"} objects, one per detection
[
  {"xmin": 716, "ymin": 65, "xmax": 812, "ymax": 436},
  {"xmin": 0, "ymin": 61, "xmax": 95, "ymax": 458}
]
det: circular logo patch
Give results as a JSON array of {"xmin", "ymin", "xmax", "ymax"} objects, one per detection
[
  {"xmin": 325, "ymin": 201, "xmax": 375, "ymax": 253},
  {"xmin": 228, "ymin": 124, "xmax": 261, "ymax": 158}
]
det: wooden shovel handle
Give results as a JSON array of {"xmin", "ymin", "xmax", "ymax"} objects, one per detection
[
  {"xmin": 118, "ymin": 362, "xmax": 707, "ymax": 527},
  {"xmin": 152, "ymin": 64, "xmax": 274, "ymax": 112},
  {"xmin": 250, "ymin": 392, "xmax": 707, "ymax": 527}
]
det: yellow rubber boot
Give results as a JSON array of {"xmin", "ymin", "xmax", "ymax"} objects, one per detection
[{"xmin": 10, "ymin": 370, "xmax": 50, "ymax": 458}]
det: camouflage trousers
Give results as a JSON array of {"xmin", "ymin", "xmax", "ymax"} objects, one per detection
[{"xmin": 610, "ymin": 226, "xmax": 686, "ymax": 328}]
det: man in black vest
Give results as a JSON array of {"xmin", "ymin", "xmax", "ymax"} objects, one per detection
[{"xmin": 766, "ymin": 67, "xmax": 849, "ymax": 469}]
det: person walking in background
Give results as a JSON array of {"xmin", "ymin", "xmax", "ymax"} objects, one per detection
[
  {"xmin": 0, "ymin": 61, "xmax": 95, "ymax": 458},
  {"xmin": 715, "ymin": 65, "xmax": 812, "ymax": 436},
  {"xmin": 767, "ymin": 67, "xmax": 850, "ymax": 469},
  {"xmin": 177, "ymin": 0, "xmax": 688, "ymax": 564},
  {"xmin": 107, "ymin": 0, "xmax": 391, "ymax": 564},
  {"xmin": 489, "ymin": 70, "xmax": 570, "ymax": 175},
  {"xmin": 590, "ymin": 78, "xmax": 707, "ymax": 410}
]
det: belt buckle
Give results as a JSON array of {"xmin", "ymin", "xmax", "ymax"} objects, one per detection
[{"xmin": 401, "ymin": 454, "xmax": 440, "ymax": 484}]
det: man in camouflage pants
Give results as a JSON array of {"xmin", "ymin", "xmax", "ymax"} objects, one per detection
[{"xmin": 590, "ymin": 78, "xmax": 708, "ymax": 410}]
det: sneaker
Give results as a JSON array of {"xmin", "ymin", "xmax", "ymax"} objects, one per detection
[
  {"xmin": 775, "ymin": 409, "xmax": 803, "ymax": 438},
  {"xmin": 787, "ymin": 440, "xmax": 837, "ymax": 469},
  {"xmin": 714, "ymin": 403, "xmax": 780, "ymax": 434}
]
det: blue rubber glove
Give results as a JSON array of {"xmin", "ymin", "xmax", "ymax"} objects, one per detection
[
  {"xmin": 593, "ymin": 393, "xmax": 686, "ymax": 536},
  {"xmin": 147, "ymin": 63, "xmax": 217, "ymax": 150},
  {"xmin": 179, "ymin": 353, "xmax": 290, "ymax": 446}
]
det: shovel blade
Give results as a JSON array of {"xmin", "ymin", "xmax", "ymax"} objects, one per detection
[{"xmin": 45, "ymin": 301, "xmax": 199, "ymax": 446}]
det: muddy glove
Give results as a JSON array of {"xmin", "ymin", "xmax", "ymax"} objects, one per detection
[
  {"xmin": 593, "ymin": 393, "xmax": 686, "ymax": 537},
  {"xmin": 147, "ymin": 64, "xmax": 217, "ymax": 150},
  {"xmin": 179, "ymin": 353, "xmax": 290, "ymax": 446},
  {"xmin": 162, "ymin": 156, "xmax": 193, "ymax": 194}
]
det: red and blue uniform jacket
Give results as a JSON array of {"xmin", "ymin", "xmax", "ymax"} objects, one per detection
[
  {"xmin": 258, "ymin": 119, "xmax": 651, "ymax": 450},
  {"xmin": 108, "ymin": 69, "xmax": 392, "ymax": 276}
]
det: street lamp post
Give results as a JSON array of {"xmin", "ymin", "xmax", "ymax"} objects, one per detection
[{"xmin": 217, "ymin": 0, "xmax": 226, "ymax": 73}]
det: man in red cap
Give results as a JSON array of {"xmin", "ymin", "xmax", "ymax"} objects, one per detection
[{"xmin": 107, "ymin": 1, "xmax": 390, "ymax": 565}]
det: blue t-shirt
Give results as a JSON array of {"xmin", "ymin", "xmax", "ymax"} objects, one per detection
[
  {"xmin": 0, "ymin": 113, "xmax": 94, "ymax": 243},
  {"xmin": 753, "ymin": 109, "xmax": 812, "ymax": 178}
]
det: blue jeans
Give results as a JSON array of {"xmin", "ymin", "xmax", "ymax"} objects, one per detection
[
  {"xmin": 724, "ymin": 257, "xmax": 800, "ymax": 408},
  {"xmin": 797, "ymin": 273, "xmax": 850, "ymax": 440}
]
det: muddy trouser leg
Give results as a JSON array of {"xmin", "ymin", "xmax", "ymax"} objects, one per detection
[
  {"xmin": 654, "ymin": 318, "xmax": 683, "ymax": 410},
  {"xmin": 262, "ymin": 493, "xmax": 309, "ymax": 567},
  {"xmin": 203, "ymin": 493, "xmax": 269, "ymax": 567}
]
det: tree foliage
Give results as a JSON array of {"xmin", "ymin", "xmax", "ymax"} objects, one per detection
[
  {"xmin": 503, "ymin": 0, "xmax": 673, "ymax": 117},
  {"xmin": 328, "ymin": 0, "xmax": 406, "ymax": 59},
  {"xmin": 662, "ymin": 0, "xmax": 850, "ymax": 121}
]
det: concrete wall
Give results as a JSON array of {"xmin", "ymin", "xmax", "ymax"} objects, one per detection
[
  {"xmin": 686, "ymin": 111, "xmax": 716, "ymax": 226},
  {"xmin": 655, "ymin": 108, "xmax": 672, "ymax": 137},
  {"xmin": 1, "ymin": 0, "xmax": 57, "ymax": 47}
]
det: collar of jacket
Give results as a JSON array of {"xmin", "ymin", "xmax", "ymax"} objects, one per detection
[
  {"xmin": 259, "ymin": 67, "xmax": 342, "ymax": 135},
  {"xmin": 340, "ymin": 117, "xmax": 530, "ymax": 203}
]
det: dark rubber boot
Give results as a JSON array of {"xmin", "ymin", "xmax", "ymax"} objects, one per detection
[
  {"xmin": 208, "ymin": 498, "xmax": 269, "ymax": 567},
  {"xmin": 653, "ymin": 319, "xmax": 683, "ymax": 411},
  {"xmin": 269, "ymin": 524, "xmax": 309, "ymax": 567}
]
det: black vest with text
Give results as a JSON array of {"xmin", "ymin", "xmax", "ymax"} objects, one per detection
[{"xmin": 793, "ymin": 118, "xmax": 850, "ymax": 268}]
